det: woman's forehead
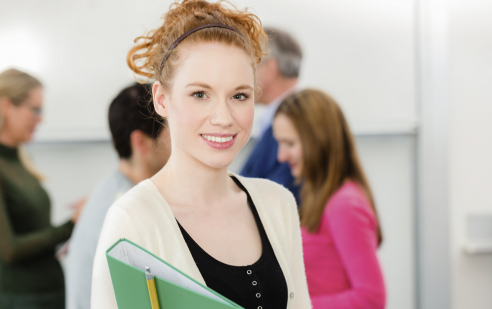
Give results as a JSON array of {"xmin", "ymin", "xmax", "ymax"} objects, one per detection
[{"xmin": 174, "ymin": 42, "xmax": 254, "ymax": 84}]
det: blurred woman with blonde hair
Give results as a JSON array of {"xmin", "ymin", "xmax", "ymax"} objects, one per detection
[
  {"xmin": 0, "ymin": 68, "xmax": 83, "ymax": 309},
  {"xmin": 273, "ymin": 89, "xmax": 386, "ymax": 309}
]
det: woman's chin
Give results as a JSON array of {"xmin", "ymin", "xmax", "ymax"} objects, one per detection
[
  {"xmin": 17, "ymin": 133, "xmax": 34, "ymax": 144},
  {"xmin": 207, "ymin": 161, "xmax": 234, "ymax": 170},
  {"xmin": 290, "ymin": 168, "xmax": 301, "ymax": 179},
  {"xmin": 202, "ymin": 156, "xmax": 236, "ymax": 171}
]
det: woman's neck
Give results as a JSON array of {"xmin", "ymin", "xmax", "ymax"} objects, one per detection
[
  {"xmin": 0, "ymin": 130, "xmax": 20, "ymax": 148},
  {"xmin": 151, "ymin": 149, "xmax": 235, "ymax": 208},
  {"xmin": 118, "ymin": 159, "xmax": 147, "ymax": 185}
]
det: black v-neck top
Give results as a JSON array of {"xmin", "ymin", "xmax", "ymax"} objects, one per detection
[{"xmin": 177, "ymin": 176, "xmax": 288, "ymax": 309}]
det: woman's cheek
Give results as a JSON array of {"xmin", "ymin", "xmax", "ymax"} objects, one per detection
[
  {"xmin": 167, "ymin": 103, "xmax": 197, "ymax": 134},
  {"xmin": 238, "ymin": 104, "xmax": 255, "ymax": 132}
]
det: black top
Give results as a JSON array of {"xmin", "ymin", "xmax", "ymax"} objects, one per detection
[
  {"xmin": 0, "ymin": 143, "xmax": 74, "ymax": 295},
  {"xmin": 177, "ymin": 176, "xmax": 288, "ymax": 309}
]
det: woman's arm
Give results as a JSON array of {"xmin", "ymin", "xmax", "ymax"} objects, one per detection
[
  {"xmin": 288, "ymin": 193, "xmax": 313, "ymax": 309},
  {"xmin": 311, "ymin": 196, "xmax": 386, "ymax": 309},
  {"xmin": 0, "ymin": 184, "xmax": 74, "ymax": 264}
]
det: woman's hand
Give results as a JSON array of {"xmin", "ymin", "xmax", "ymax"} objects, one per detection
[{"xmin": 70, "ymin": 197, "xmax": 87, "ymax": 223}]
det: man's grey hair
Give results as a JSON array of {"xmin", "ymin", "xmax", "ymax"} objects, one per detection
[{"xmin": 264, "ymin": 27, "xmax": 303, "ymax": 78}]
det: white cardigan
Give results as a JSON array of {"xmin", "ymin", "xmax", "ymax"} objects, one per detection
[{"xmin": 91, "ymin": 173, "xmax": 311, "ymax": 309}]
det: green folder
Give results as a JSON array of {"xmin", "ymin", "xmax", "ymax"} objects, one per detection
[{"xmin": 106, "ymin": 238, "xmax": 244, "ymax": 309}]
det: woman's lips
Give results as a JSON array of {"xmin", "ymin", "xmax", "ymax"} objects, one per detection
[{"xmin": 201, "ymin": 134, "xmax": 237, "ymax": 149}]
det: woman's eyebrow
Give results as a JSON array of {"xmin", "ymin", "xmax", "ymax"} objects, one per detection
[
  {"xmin": 185, "ymin": 83, "xmax": 253, "ymax": 91},
  {"xmin": 235, "ymin": 85, "xmax": 254, "ymax": 91},
  {"xmin": 185, "ymin": 82, "xmax": 212, "ymax": 89}
]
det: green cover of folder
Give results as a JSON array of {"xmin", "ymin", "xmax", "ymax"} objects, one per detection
[{"xmin": 106, "ymin": 238, "xmax": 244, "ymax": 309}]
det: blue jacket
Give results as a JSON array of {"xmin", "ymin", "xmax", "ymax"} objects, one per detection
[{"xmin": 240, "ymin": 126, "xmax": 300, "ymax": 205}]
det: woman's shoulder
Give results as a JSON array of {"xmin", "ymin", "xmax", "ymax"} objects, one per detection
[
  {"xmin": 232, "ymin": 173, "xmax": 295, "ymax": 200},
  {"xmin": 325, "ymin": 181, "xmax": 375, "ymax": 219},
  {"xmin": 100, "ymin": 179, "xmax": 175, "ymax": 248},
  {"xmin": 232, "ymin": 173, "xmax": 298, "ymax": 227},
  {"xmin": 109, "ymin": 179, "xmax": 163, "ymax": 216}
]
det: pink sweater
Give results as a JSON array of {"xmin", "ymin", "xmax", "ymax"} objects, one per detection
[{"xmin": 302, "ymin": 181, "xmax": 386, "ymax": 309}]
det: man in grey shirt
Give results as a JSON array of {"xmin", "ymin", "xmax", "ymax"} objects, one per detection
[{"xmin": 65, "ymin": 83, "xmax": 171, "ymax": 309}]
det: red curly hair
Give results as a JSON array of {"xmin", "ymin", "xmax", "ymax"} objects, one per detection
[{"xmin": 127, "ymin": 0, "xmax": 268, "ymax": 90}]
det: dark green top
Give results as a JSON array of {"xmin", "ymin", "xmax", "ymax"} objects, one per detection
[{"xmin": 0, "ymin": 143, "xmax": 74, "ymax": 295}]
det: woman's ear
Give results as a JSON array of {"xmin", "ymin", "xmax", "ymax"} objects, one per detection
[
  {"xmin": 153, "ymin": 81, "xmax": 169, "ymax": 118},
  {"xmin": 0, "ymin": 97, "xmax": 14, "ymax": 122},
  {"xmin": 0, "ymin": 97, "xmax": 11, "ymax": 113},
  {"xmin": 129, "ymin": 129, "xmax": 151, "ymax": 156}
]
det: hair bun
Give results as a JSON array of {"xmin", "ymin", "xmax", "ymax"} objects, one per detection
[
  {"xmin": 193, "ymin": 11, "xmax": 208, "ymax": 18},
  {"xmin": 126, "ymin": 0, "xmax": 267, "ymax": 86}
]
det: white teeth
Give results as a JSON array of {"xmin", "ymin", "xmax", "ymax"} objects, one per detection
[{"xmin": 202, "ymin": 134, "xmax": 234, "ymax": 143}]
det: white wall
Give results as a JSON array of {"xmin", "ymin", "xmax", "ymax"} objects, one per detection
[
  {"xmin": 417, "ymin": 0, "xmax": 492, "ymax": 308},
  {"xmin": 357, "ymin": 136, "xmax": 416, "ymax": 309},
  {"xmin": 25, "ymin": 142, "xmax": 118, "ymax": 224},
  {"xmin": 416, "ymin": 0, "xmax": 451, "ymax": 307},
  {"xmin": 448, "ymin": 0, "xmax": 492, "ymax": 308}
]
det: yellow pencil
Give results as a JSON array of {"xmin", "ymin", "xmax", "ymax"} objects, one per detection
[{"xmin": 145, "ymin": 267, "xmax": 161, "ymax": 309}]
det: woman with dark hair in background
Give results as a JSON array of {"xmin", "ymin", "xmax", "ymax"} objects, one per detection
[
  {"xmin": 0, "ymin": 68, "xmax": 83, "ymax": 309},
  {"xmin": 273, "ymin": 89, "xmax": 386, "ymax": 309}
]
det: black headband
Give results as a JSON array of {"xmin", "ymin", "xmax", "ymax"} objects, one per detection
[{"xmin": 159, "ymin": 23, "xmax": 245, "ymax": 71}]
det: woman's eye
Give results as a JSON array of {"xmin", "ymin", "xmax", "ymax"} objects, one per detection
[
  {"xmin": 193, "ymin": 92, "xmax": 207, "ymax": 99},
  {"xmin": 232, "ymin": 93, "xmax": 249, "ymax": 100}
]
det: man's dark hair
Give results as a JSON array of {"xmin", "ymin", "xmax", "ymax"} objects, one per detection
[{"xmin": 108, "ymin": 83, "xmax": 164, "ymax": 159}]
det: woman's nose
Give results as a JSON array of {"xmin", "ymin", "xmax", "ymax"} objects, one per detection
[
  {"xmin": 277, "ymin": 146, "xmax": 288, "ymax": 163},
  {"xmin": 211, "ymin": 100, "xmax": 234, "ymax": 127}
]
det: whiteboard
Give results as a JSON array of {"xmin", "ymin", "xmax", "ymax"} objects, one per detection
[{"xmin": 0, "ymin": 0, "xmax": 416, "ymax": 141}]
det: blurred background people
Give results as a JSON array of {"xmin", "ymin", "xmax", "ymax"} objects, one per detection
[
  {"xmin": 240, "ymin": 27, "xmax": 303, "ymax": 203},
  {"xmin": 273, "ymin": 89, "xmax": 386, "ymax": 309},
  {"xmin": 0, "ymin": 68, "xmax": 84, "ymax": 309},
  {"xmin": 65, "ymin": 83, "xmax": 171, "ymax": 309}
]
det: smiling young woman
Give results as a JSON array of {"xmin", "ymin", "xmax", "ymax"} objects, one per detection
[{"xmin": 91, "ymin": 1, "xmax": 311, "ymax": 309}]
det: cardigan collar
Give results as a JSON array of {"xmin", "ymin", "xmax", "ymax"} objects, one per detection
[{"xmin": 143, "ymin": 171, "xmax": 293, "ymax": 293}]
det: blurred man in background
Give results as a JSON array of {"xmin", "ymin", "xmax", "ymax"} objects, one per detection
[
  {"xmin": 240, "ymin": 27, "xmax": 303, "ymax": 203},
  {"xmin": 65, "ymin": 83, "xmax": 171, "ymax": 309}
]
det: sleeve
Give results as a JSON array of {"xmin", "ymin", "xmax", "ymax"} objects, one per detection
[
  {"xmin": 91, "ymin": 206, "xmax": 137, "ymax": 309},
  {"xmin": 0, "ymin": 180, "xmax": 74, "ymax": 264},
  {"xmin": 288, "ymin": 193, "xmax": 313, "ymax": 309},
  {"xmin": 311, "ymin": 196, "xmax": 386, "ymax": 309}
]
